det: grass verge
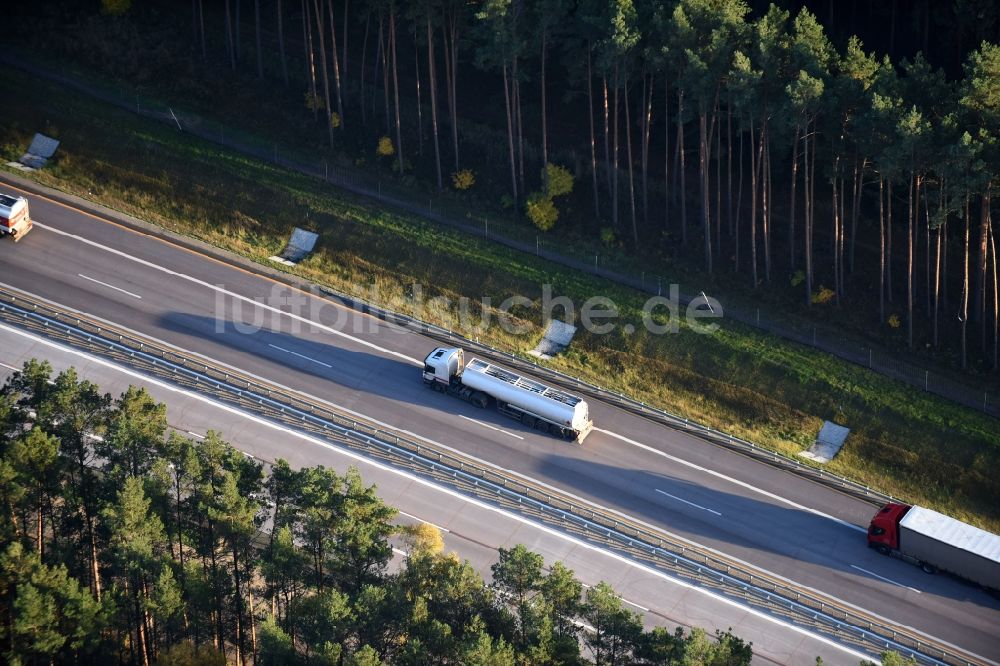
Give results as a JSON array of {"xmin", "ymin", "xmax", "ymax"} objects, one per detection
[{"xmin": 2, "ymin": 65, "xmax": 998, "ymax": 530}]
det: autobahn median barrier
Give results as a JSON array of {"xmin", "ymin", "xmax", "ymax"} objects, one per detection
[{"xmin": 0, "ymin": 284, "xmax": 982, "ymax": 666}]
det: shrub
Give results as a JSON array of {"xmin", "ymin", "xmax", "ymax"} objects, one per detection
[
  {"xmin": 811, "ymin": 286, "xmax": 835, "ymax": 305},
  {"xmin": 452, "ymin": 169, "xmax": 476, "ymax": 190},
  {"xmin": 888, "ymin": 314, "xmax": 901, "ymax": 328},
  {"xmin": 330, "ymin": 112, "xmax": 341, "ymax": 129},
  {"xmin": 543, "ymin": 163, "xmax": 574, "ymax": 198},
  {"xmin": 526, "ymin": 192, "xmax": 558, "ymax": 231},
  {"xmin": 376, "ymin": 136, "xmax": 395, "ymax": 157},
  {"xmin": 304, "ymin": 91, "xmax": 324, "ymax": 112}
]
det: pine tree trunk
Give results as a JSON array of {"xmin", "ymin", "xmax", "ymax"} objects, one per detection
[
  {"xmin": 255, "ymin": 0, "xmax": 263, "ymax": 78},
  {"xmin": 612, "ymin": 65, "xmax": 620, "ymax": 231},
  {"xmin": 312, "ymin": 0, "xmax": 334, "ymax": 146},
  {"xmin": 641, "ymin": 74, "xmax": 653, "ymax": 228},
  {"xmin": 677, "ymin": 86, "xmax": 687, "ymax": 246},
  {"xmin": 750, "ymin": 115, "xmax": 759, "ymax": 288},
  {"xmin": 502, "ymin": 64, "xmax": 518, "ymax": 207},
  {"xmin": 989, "ymin": 217, "xmax": 998, "ymax": 368},
  {"xmin": 342, "ymin": 0, "xmax": 349, "ymax": 87},
  {"xmin": 359, "ymin": 12, "xmax": 370, "ymax": 123},
  {"xmin": 587, "ymin": 45, "xmax": 600, "ymax": 216},
  {"xmin": 715, "ymin": 104, "xmax": 722, "ymax": 256},
  {"xmin": 327, "ymin": 0, "xmax": 345, "ymax": 128},
  {"xmin": 887, "ymin": 180, "xmax": 894, "ymax": 301},
  {"xmin": 446, "ymin": 13, "xmax": 461, "ymax": 169},
  {"xmin": 762, "ymin": 125, "xmax": 771, "ymax": 282},
  {"xmin": 414, "ymin": 39, "xmax": 423, "ymax": 155},
  {"xmin": 699, "ymin": 105, "xmax": 711, "ymax": 271},
  {"xmin": 879, "ymin": 176, "xmax": 885, "ymax": 323},
  {"xmin": 540, "ymin": 30, "xmax": 548, "ymax": 169},
  {"xmin": 850, "ymin": 157, "xmax": 863, "ymax": 273},
  {"xmin": 907, "ymin": 172, "xmax": 915, "ymax": 349},
  {"xmin": 833, "ymin": 160, "xmax": 841, "ymax": 302},
  {"xmin": 199, "ymin": 0, "xmax": 207, "ymax": 62},
  {"xmin": 933, "ymin": 221, "xmax": 942, "ymax": 347},
  {"xmin": 726, "ymin": 102, "xmax": 733, "ymax": 239},
  {"xmin": 225, "ymin": 0, "xmax": 237, "ymax": 71},
  {"xmin": 427, "ymin": 15, "xmax": 442, "ymax": 189},
  {"xmin": 663, "ymin": 73, "xmax": 670, "ymax": 232},
  {"xmin": 277, "ymin": 0, "xmax": 288, "ymax": 86},
  {"xmin": 804, "ymin": 123, "xmax": 813, "ymax": 305},
  {"xmin": 603, "ymin": 76, "xmax": 612, "ymax": 202},
  {"xmin": 232, "ymin": 546, "xmax": 244, "ymax": 666},
  {"xmin": 625, "ymin": 78, "xmax": 638, "ymax": 245},
  {"xmin": 961, "ymin": 193, "xmax": 971, "ymax": 368},
  {"xmin": 304, "ymin": 0, "xmax": 318, "ymax": 120},
  {"xmin": 235, "ymin": 0, "xmax": 242, "ymax": 61},
  {"xmin": 789, "ymin": 125, "xmax": 800, "ymax": 270},
  {"xmin": 975, "ymin": 191, "xmax": 991, "ymax": 350},
  {"xmin": 735, "ymin": 120, "xmax": 743, "ymax": 271},
  {"xmin": 248, "ymin": 574, "xmax": 258, "ymax": 662},
  {"xmin": 389, "ymin": 5, "xmax": 403, "ymax": 173}
]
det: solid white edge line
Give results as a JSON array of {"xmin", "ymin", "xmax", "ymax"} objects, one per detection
[
  {"xmin": 397, "ymin": 511, "xmax": 451, "ymax": 533},
  {"xmin": 580, "ymin": 583, "xmax": 651, "ymax": 613},
  {"xmin": 0, "ymin": 360, "xmax": 20, "ymax": 371},
  {"xmin": 458, "ymin": 414, "xmax": 525, "ymax": 440},
  {"xmin": 77, "ymin": 273, "xmax": 142, "ymax": 299},
  {"xmin": 599, "ymin": 428, "xmax": 867, "ymax": 533},
  {"xmin": 851, "ymin": 565, "xmax": 922, "ymax": 594},
  {"xmin": 267, "ymin": 343, "xmax": 333, "ymax": 368},
  {"xmin": 655, "ymin": 488, "xmax": 723, "ymax": 516},
  {"xmin": 0, "ymin": 322, "xmax": 905, "ymax": 665},
  {"xmin": 0, "ymin": 282, "xmax": 900, "ymax": 623},
  {"xmin": 29, "ymin": 225, "xmax": 866, "ymax": 536},
  {"xmin": 36, "ymin": 221, "xmax": 421, "ymax": 366}
]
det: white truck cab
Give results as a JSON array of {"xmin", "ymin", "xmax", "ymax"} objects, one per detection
[{"xmin": 423, "ymin": 347, "xmax": 464, "ymax": 386}]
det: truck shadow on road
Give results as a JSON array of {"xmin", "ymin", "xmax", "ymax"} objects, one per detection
[{"xmin": 155, "ymin": 310, "xmax": 549, "ymax": 439}]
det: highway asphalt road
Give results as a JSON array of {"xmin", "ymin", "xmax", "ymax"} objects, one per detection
[
  {"xmin": 1, "ymin": 182, "xmax": 998, "ymax": 662},
  {"xmin": 0, "ymin": 321, "xmax": 870, "ymax": 665}
]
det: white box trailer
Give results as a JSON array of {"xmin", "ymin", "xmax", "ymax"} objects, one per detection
[
  {"xmin": 868, "ymin": 503, "xmax": 1000, "ymax": 590},
  {"xmin": 423, "ymin": 347, "xmax": 593, "ymax": 442}
]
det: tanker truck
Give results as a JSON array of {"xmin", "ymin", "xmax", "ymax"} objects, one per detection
[
  {"xmin": 422, "ymin": 347, "xmax": 593, "ymax": 442},
  {"xmin": 0, "ymin": 194, "xmax": 32, "ymax": 242},
  {"xmin": 867, "ymin": 502, "xmax": 1000, "ymax": 591}
]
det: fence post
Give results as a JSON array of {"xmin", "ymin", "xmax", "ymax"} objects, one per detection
[
  {"xmin": 324, "ymin": 160, "xmax": 328, "ymax": 181},
  {"xmin": 594, "ymin": 254, "xmax": 598, "ymax": 270},
  {"xmin": 812, "ymin": 327, "xmax": 816, "ymax": 345},
  {"xmin": 924, "ymin": 370, "xmax": 928, "ymax": 391},
  {"xmin": 869, "ymin": 348, "xmax": 873, "ymax": 368}
]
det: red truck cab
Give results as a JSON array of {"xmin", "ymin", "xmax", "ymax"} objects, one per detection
[{"xmin": 868, "ymin": 502, "xmax": 911, "ymax": 553}]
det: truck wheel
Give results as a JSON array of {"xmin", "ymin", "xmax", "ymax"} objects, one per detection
[
  {"xmin": 920, "ymin": 562, "xmax": 937, "ymax": 574},
  {"xmin": 875, "ymin": 545, "xmax": 890, "ymax": 555},
  {"xmin": 548, "ymin": 423, "xmax": 563, "ymax": 436},
  {"xmin": 561, "ymin": 428, "xmax": 576, "ymax": 441},
  {"xmin": 472, "ymin": 393, "xmax": 488, "ymax": 408},
  {"xmin": 523, "ymin": 415, "xmax": 536, "ymax": 429},
  {"xmin": 535, "ymin": 420, "xmax": 549, "ymax": 432}
]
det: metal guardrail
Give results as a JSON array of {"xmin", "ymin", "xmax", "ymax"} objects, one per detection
[
  {"xmin": 314, "ymin": 285, "xmax": 899, "ymax": 509},
  {"xmin": 0, "ymin": 285, "xmax": 986, "ymax": 666}
]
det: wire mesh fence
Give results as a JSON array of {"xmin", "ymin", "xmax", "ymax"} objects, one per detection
[{"xmin": 8, "ymin": 55, "xmax": 995, "ymax": 419}]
